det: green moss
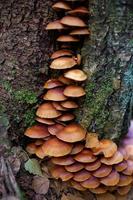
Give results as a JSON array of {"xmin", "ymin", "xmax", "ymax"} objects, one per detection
[
  {"xmin": 80, "ymin": 75, "xmax": 114, "ymax": 130},
  {"xmin": 23, "ymin": 108, "xmax": 36, "ymax": 127},
  {"xmin": 14, "ymin": 89, "xmax": 37, "ymax": 104},
  {"xmin": 2, "ymin": 80, "xmax": 13, "ymax": 93}
]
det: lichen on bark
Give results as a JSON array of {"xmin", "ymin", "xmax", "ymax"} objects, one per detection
[{"xmin": 77, "ymin": 0, "xmax": 133, "ymax": 142}]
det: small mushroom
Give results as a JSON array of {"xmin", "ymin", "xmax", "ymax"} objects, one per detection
[
  {"xmin": 81, "ymin": 176, "xmax": 100, "ymax": 189},
  {"xmin": 65, "ymin": 162, "xmax": 84, "ymax": 172},
  {"xmin": 74, "ymin": 149, "xmax": 97, "ymax": 163},
  {"xmin": 122, "ymin": 160, "xmax": 133, "ymax": 175},
  {"xmin": 117, "ymin": 174, "xmax": 133, "ymax": 186},
  {"xmin": 61, "ymin": 16, "xmax": 87, "ymax": 27},
  {"xmin": 51, "ymin": 49, "xmax": 73, "ymax": 59},
  {"xmin": 35, "ymin": 146, "xmax": 46, "ymax": 159},
  {"xmin": 71, "ymin": 180, "xmax": 86, "ymax": 191},
  {"xmin": 100, "ymin": 170, "xmax": 120, "ymax": 186},
  {"xmin": 36, "ymin": 117, "xmax": 55, "ymax": 125},
  {"xmin": 46, "ymin": 20, "xmax": 67, "ymax": 30},
  {"xmin": 50, "ymin": 166, "xmax": 73, "ymax": 181},
  {"xmin": 63, "ymin": 85, "xmax": 86, "ymax": 97},
  {"xmin": 24, "ymin": 125, "xmax": 50, "ymax": 138},
  {"xmin": 26, "ymin": 143, "xmax": 37, "ymax": 154},
  {"xmin": 56, "ymin": 123, "xmax": 86, "ymax": 143},
  {"xmin": 58, "ymin": 75, "xmax": 74, "ymax": 85},
  {"xmin": 115, "ymin": 160, "xmax": 128, "ymax": 172},
  {"xmin": 64, "ymin": 69, "xmax": 87, "ymax": 81},
  {"xmin": 117, "ymin": 184, "xmax": 132, "ymax": 195},
  {"xmin": 52, "ymin": 102, "xmax": 68, "ymax": 111},
  {"xmin": 73, "ymin": 169, "xmax": 91, "ymax": 182},
  {"xmin": 51, "ymin": 156, "xmax": 75, "ymax": 166},
  {"xmin": 85, "ymin": 133, "xmax": 100, "ymax": 148},
  {"xmin": 48, "ymin": 123, "xmax": 65, "ymax": 135},
  {"xmin": 101, "ymin": 151, "xmax": 123, "ymax": 165},
  {"xmin": 67, "ymin": 6, "xmax": 89, "ymax": 16},
  {"xmin": 93, "ymin": 164, "xmax": 112, "ymax": 178},
  {"xmin": 50, "ymin": 57, "xmax": 77, "ymax": 69},
  {"xmin": 57, "ymin": 35, "xmax": 79, "ymax": 42},
  {"xmin": 44, "ymin": 79, "xmax": 64, "ymax": 89},
  {"xmin": 69, "ymin": 28, "xmax": 90, "ymax": 35},
  {"xmin": 42, "ymin": 137, "xmax": 73, "ymax": 157},
  {"xmin": 61, "ymin": 100, "xmax": 78, "ymax": 109},
  {"xmin": 85, "ymin": 159, "xmax": 101, "ymax": 171},
  {"xmin": 89, "ymin": 185, "xmax": 107, "ymax": 194},
  {"xmin": 36, "ymin": 103, "xmax": 62, "ymax": 118},
  {"xmin": 70, "ymin": 143, "xmax": 84, "ymax": 155},
  {"xmin": 43, "ymin": 87, "xmax": 67, "ymax": 101},
  {"xmin": 52, "ymin": 2, "xmax": 71, "ymax": 11},
  {"xmin": 56, "ymin": 113, "xmax": 75, "ymax": 122}
]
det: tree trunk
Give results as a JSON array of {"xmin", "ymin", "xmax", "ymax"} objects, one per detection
[{"xmin": 78, "ymin": 0, "xmax": 133, "ymax": 142}]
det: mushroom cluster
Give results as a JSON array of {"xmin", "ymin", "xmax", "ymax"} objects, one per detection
[{"xmin": 24, "ymin": 0, "xmax": 133, "ymax": 199}]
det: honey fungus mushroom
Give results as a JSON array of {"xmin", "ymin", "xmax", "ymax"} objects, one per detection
[
  {"xmin": 60, "ymin": 16, "xmax": 87, "ymax": 27},
  {"xmin": 52, "ymin": 1, "xmax": 71, "ymax": 12}
]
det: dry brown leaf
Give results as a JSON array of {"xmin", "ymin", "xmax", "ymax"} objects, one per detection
[{"xmin": 32, "ymin": 175, "xmax": 50, "ymax": 195}]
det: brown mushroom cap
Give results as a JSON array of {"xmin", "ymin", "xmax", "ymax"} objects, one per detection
[
  {"xmin": 61, "ymin": 100, "xmax": 78, "ymax": 109},
  {"xmin": 93, "ymin": 139, "xmax": 117, "ymax": 158},
  {"xmin": 35, "ymin": 146, "xmax": 46, "ymax": 159},
  {"xmin": 81, "ymin": 176, "xmax": 100, "ymax": 189},
  {"xmin": 71, "ymin": 180, "xmax": 86, "ymax": 191},
  {"xmin": 74, "ymin": 149, "xmax": 97, "ymax": 163},
  {"xmin": 67, "ymin": 6, "xmax": 89, "ymax": 16},
  {"xmin": 57, "ymin": 35, "xmax": 79, "ymax": 42},
  {"xmin": 46, "ymin": 20, "xmax": 67, "ymax": 30},
  {"xmin": 52, "ymin": 102, "xmax": 68, "ymax": 111},
  {"xmin": 125, "ymin": 144, "xmax": 133, "ymax": 160},
  {"xmin": 100, "ymin": 170, "xmax": 120, "ymax": 186},
  {"xmin": 65, "ymin": 162, "xmax": 84, "ymax": 172},
  {"xmin": 70, "ymin": 28, "xmax": 90, "ymax": 35},
  {"xmin": 36, "ymin": 103, "xmax": 62, "ymax": 119},
  {"xmin": 56, "ymin": 123, "xmax": 86, "ymax": 143},
  {"xmin": 26, "ymin": 143, "xmax": 37, "ymax": 154},
  {"xmin": 52, "ymin": 2, "xmax": 71, "ymax": 11},
  {"xmin": 51, "ymin": 49, "xmax": 73, "ymax": 59},
  {"xmin": 117, "ymin": 174, "xmax": 133, "ymax": 186},
  {"xmin": 70, "ymin": 143, "xmax": 84, "ymax": 155},
  {"xmin": 61, "ymin": 16, "xmax": 87, "ymax": 27},
  {"xmin": 50, "ymin": 166, "xmax": 73, "ymax": 181},
  {"xmin": 89, "ymin": 185, "xmax": 107, "ymax": 194},
  {"xmin": 44, "ymin": 79, "xmax": 64, "ymax": 89},
  {"xmin": 93, "ymin": 164, "xmax": 112, "ymax": 178},
  {"xmin": 43, "ymin": 87, "xmax": 67, "ymax": 101},
  {"xmin": 24, "ymin": 125, "xmax": 50, "ymax": 138},
  {"xmin": 57, "ymin": 113, "xmax": 75, "ymax": 122},
  {"xmin": 122, "ymin": 160, "xmax": 133, "ymax": 175},
  {"xmin": 36, "ymin": 117, "xmax": 55, "ymax": 125},
  {"xmin": 101, "ymin": 151, "xmax": 123, "ymax": 165},
  {"xmin": 48, "ymin": 123, "xmax": 64, "ymax": 135},
  {"xmin": 85, "ymin": 133, "xmax": 100, "ymax": 148},
  {"xmin": 51, "ymin": 156, "xmax": 75, "ymax": 166},
  {"xmin": 73, "ymin": 169, "xmax": 91, "ymax": 182},
  {"xmin": 35, "ymin": 139, "xmax": 44, "ymax": 146},
  {"xmin": 95, "ymin": 193, "xmax": 116, "ymax": 200},
  {"xmin": 64, "ymin": 69, "xmax": 87, "ymax": 81},
  {"xmin": 58, "ymin": 75, "xmax": 74, "ymax": 85},
  {"xmin": 117, "ymin": 184, "xmax": 132, "ymax": 195},
  {"xmin": 118, "ymin": 147, "xmax": 129, "ymax": 160},
  {"xmin": 115, "ymin": 160, "xmax": 128, "ymax": 172},
  {"xmin": 63, "ymin": 85, "xmax": 86, "ymax": 97},
  {"xmin": 85, "ymin": 160, "xmax": 101, "ymax": 171},
  {"xmin": 42, "ymin": 137, "xmax": 73, "ymax": 157},
  {"xmin": 50, "ymin": 57, "xmax": 77, "ymax": 70}
]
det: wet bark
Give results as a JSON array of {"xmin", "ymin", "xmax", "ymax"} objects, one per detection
[{"xmin": 78, "ymin": 0, "xmax": 133, "ymax": 142}]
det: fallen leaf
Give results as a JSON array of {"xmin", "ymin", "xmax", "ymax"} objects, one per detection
[
  {"xmin": 32, "ymin": 175, "xmax": 50, "ymax": 195},
  {"xmin": 24, "ymin": 158, "xmax": 43, "ymax": 176}
]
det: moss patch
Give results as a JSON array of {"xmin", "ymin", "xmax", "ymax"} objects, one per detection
[{"xmin": 14, "ymin": 89, "xmax": 37, "ymax": 104}]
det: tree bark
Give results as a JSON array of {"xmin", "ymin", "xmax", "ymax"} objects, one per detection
[{"xmin": 78, "ymin": 0, "xmax": 133, "ymax": 142}]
